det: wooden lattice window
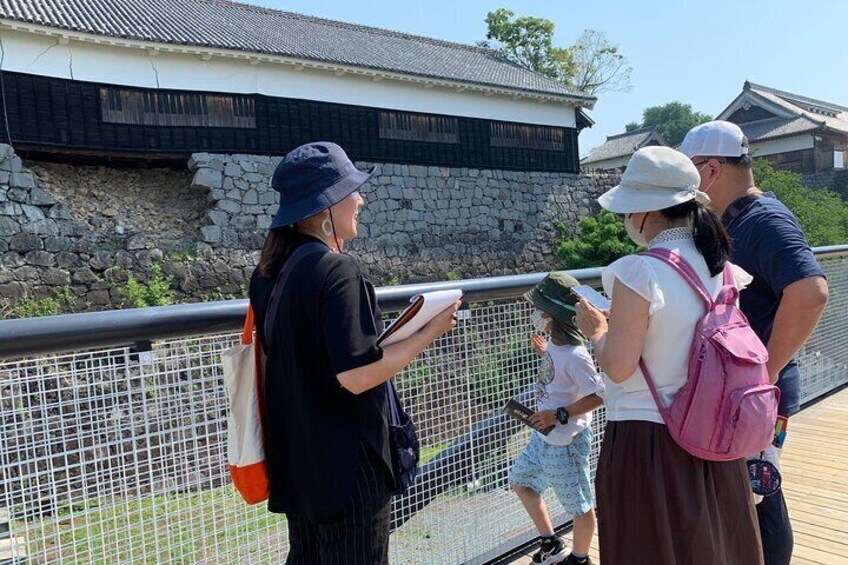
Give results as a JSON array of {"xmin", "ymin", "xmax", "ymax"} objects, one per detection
[
  {"xmin": 489, "ymin": 122, "xmax": 564, "ymax": 151},
  {"xmin": 100, "ymin": 87, "xmax": 256, "ymax": 128},
  {"xmin": 378, "ymin": 111, "xmax": 458, "ymax": 143}
]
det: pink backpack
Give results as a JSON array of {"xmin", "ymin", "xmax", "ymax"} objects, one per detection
[{"xmin": 638, "ymin": 248, "xmax": 780, "ymax": 461}]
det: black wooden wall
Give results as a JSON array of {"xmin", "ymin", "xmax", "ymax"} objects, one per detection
[{"xmin": 0, "ymin": 71, "xmax": 580, "ymax": 172}]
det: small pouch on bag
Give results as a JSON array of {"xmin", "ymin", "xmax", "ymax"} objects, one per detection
[{"xmin": 386, "ymin": 380, "xmax": 420, "ymax": 495}]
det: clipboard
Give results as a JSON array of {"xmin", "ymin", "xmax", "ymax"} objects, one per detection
[{"xmin": 378, "ymin": 289, "xmax": 463, "ymax": 346}]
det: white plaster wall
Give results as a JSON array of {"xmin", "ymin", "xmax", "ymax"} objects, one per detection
[
  {"xmin": 582, "ymin": 155, "xmax": 629, "ymax": 171},
  {"xmin": 751, "ymin": 134, "xmax": 815, "ymax": 156},
  {"xmin": 0, "ymin": 28, "xmax": 577, "ymax": 128}
]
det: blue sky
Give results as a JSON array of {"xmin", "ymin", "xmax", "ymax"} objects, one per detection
[{"xmin": 252, "ymin": 0, "xmax": 848, "ymax": 156}]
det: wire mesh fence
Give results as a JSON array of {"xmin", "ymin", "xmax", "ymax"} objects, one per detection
[{"xmin": 1, "ymin": 254, "xmax": 846, "ymax": 564}]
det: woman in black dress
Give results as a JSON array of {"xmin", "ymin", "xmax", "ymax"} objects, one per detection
[{"xmin": 249, "ymin": 142, "xmax": 459, "ymax": 565}]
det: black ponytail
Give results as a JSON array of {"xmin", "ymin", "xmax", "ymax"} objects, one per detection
[{"xmin": 660, "ymin": 201, "xmax": 731, "ymax": 277}]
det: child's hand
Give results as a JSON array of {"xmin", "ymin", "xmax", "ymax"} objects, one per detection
[
  {"xmin": 530, "ymin": 410, "xmax": 557, "ymax": 430},
  {"xmin": 530, "ymin": 334, "xmax": 548, "ymax": 357}
]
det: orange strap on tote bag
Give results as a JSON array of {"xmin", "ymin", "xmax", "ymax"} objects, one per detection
[{"xmin": 222, "ymin": 306, "xmax": 269, "ymax": 505}]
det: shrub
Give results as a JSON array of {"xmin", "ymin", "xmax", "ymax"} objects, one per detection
[
  {"xmin": 12, "ymin": 297, "xmax": 62, "ymax": 319},
  {"xmin": 553, "ymin": 161, "xmax": 848, "ymax": 271},
  {"xmin": 753, "ymin": 160, "xmax": 848, "ymax": 247},
  {"xmin": 120, "ymin": 264, "xmax": 176, "ymax": 308},
  {"xmin": 554, "ymin": 210, "xmax": 638, "ymax": 269},
  {"xmin": 6, "ymin": 287, "xmax": 77, "ymax": 319}
]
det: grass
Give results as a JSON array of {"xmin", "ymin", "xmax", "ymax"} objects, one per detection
[
  {"xmin": 12, "ymin": 486, "xmax": 287, "ymax": 564},
  {"xmin": 10, "ymin": 445, "xmax": 450, "ymax": 565},
  {"xmin": 420, "ymin": 441, "xmax": 450, "ymax": 466},
  {"xmin": 3, "ymin": 287, "xmax": 77, "ymax": 319}
]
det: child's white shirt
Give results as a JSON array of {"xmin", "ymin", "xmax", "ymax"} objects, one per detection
[{"xmin": 535, "ymin": 342, "xmax": 603, "ymax": 446}]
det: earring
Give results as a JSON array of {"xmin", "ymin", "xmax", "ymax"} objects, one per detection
[{"xmin": 321, "ymin": 218, "xmax": 334, "ymax": 236}]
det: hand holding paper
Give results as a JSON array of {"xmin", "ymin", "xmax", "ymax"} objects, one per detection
[{"xmin": 379, "ymin": 289, "xmax": 463, "ymax": 346}]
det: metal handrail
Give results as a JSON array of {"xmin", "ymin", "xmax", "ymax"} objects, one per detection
[{"xmin": 1, "ymin": 245, "xmax": 846, "ymax": 360}]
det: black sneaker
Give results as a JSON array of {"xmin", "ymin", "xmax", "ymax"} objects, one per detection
[
  {"xmin": 563, "ymin": 553, "xmax": 593, "ymax": 565},
  {"xmin": 531, "ymin": 537, "xmax": 568, "ymax": 565}
]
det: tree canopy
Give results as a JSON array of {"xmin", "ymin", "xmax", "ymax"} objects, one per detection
[
  {"xmin": 482, "ymin": 9, "xmax": 632, "ymax": 96},
  {"xmin": 625, "ymin": 102, "xmax": 712, "ymax": 146}
]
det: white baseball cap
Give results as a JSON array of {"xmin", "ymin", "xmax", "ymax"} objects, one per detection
[
  {"xmin": 679, "ymin": 120, "xmax": 749, "ymax": 159},
  {"xmin": 597, "ymin": 146, "xmax": 709, "ymax": 214}
]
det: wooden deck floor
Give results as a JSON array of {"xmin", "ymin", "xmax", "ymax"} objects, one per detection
[{"xmin": 505, "ymin": 386, "xmax": 848, "ymax": 565}]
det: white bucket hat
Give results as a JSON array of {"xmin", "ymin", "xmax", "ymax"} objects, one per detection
[{"xmin": 597, "ymin": 146, "xmax": 709, "ymax": 214}]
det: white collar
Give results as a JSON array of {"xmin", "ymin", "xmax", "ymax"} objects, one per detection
[{"xmin": 649, "ymin": 227, "xmax": 693, "ymax": 248}]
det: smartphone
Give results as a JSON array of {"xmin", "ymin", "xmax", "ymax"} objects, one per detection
[{"xmin": 571, "ymin": 285, "xmax": 611, "ymax": 312}]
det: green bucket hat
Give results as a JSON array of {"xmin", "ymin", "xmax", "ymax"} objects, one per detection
[{"xmin": 523, "ymin": 272, "xmax": 586, "ymax": 345}]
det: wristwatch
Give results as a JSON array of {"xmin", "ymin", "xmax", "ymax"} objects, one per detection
[{"xmin": 556, "ymin": 407, "xmax": 569, "ymax": 425}]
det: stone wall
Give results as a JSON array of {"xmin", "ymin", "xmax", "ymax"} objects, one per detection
[
  {"xmin": 0, "ymin": 146, "xmax": 257, "ymax": 314},
  {"xmin": 191, "ymin": 153, "xmax": 617, "ymax": 282},
  {"xmin": 1, "ymin": 144, "xmax": 616, "ymax": 315},
  {"xmin": 800, "ymin": 169, "xmax": 848, "ymax": 199}
]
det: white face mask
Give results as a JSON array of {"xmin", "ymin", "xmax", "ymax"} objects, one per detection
[
  {"xmin": 696, "ymin": 161, "xmax": 718, "ymax": 195},
  {"xmin": 625, "ymin": 213, "xmax": 650, "ymax": 247},
  {"xmin": 701, "ymin": 176, "xmax": 718, "ymax": 195},
  {"xmin": 530, "ymin": 309, "xmax": 550, "ymax": 333}
]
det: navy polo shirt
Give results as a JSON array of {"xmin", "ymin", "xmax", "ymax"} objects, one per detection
[{"xmin": 724, "ymin": 192, "xmax": 825, "ymax": 346}]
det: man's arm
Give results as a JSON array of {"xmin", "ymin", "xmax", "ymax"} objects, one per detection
[{"xmin": 766, "ymin": 276, "xmax": 828, "ymax": 383}]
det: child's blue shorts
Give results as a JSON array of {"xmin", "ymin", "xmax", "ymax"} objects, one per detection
[{"xmin": 509, "ymin": 427, "xmax": 594, "ymax": 516}]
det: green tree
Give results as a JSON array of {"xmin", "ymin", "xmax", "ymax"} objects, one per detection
[
  {"xmin": 567, "ymin": 30, "xmax": 632, "ymax": 95},
  {"xmin": 628, "ymin": 102, "xmax": 712, "ymax": 146},
  {"xmin": 482, "ymin": 9, "xmax": 631, "ymax": 96},
  {"xmin": 552, "ymin": 160, "xmax": 848, "ymax": 272},
  {"xmin": 753, "ymin": 160, "xmax": 848, "ymax": 247},
  {"xmin": 555, "ymin": 210, "xmax": 638, "ymax": 269},
  {"xmin": 483, "ymin": 9, "xmax": 559, "ymax": 77}
]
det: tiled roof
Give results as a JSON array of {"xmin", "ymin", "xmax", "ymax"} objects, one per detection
[
  {"xmin": 581, "ymin": 127, "xmax": 666, "ymax": 164},
  {"xmin": 734, "ymin": 82, "xmax": 848, "ymax": 138},
  {"xmin": 747, "ymin": 82, "xmax": 848, "ymax": 114},
  {"xmin": 0, "ymin": 0, "xmax": 595, "ymax": 104},
  {"xmin": 737, "ymin": 116, "xmax": 822, "ymax": 142}
]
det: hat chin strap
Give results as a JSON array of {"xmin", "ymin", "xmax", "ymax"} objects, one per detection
[
  {"xmin": 327, "ymin": 209, "xmax": 343, "ymax": 253},
  {"xmin": 639, "ymin": 212, "xmax": 650, "ymax": 234}
]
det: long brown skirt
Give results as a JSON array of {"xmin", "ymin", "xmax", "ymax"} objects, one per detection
[{"xmin": 596, "ymin": 421, "xmax": 763, "ymax": 565}]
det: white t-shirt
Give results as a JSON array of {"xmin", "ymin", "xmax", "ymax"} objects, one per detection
[
  {"xmin": 535, "ymin": 342, "xmax": 604, "ymax": 446},
  {"xmin": 600, "ymin": 230, "xmax": 752, "ymax": 424}
]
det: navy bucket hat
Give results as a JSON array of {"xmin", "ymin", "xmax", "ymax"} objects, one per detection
[{"xmin": 269, "ymin": 142, "xmax": 376, "ymax": 229}]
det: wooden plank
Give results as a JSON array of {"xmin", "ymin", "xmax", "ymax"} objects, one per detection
[
  {"xmin": 505, "ymin": 389, "xmax": 848, "ymax": 564},
  {"xmin": 782, "ymin": 388, "xmax": 848, "ymax": 565}
]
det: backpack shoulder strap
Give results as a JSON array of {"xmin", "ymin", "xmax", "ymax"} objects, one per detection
[
  {"xmin": 714, "ymin": 262, "xmax": 740, "ymax": 305},
  {"xmin": 386, "ymin": 378, "xmax": 402, "ymax": 425},
  {"xmin": 263, "ymin": 242, "xmax": 329, "ymax": 348},
  {"xmin": 721, "ymin": 193, "xmax": 761, "ymax": 228},
  {"xmin": 638, "ymin": 358, "xmax": 672, "ymax": 420},
  {"xmin": 639, "ymin": 248, "xmax": 713, "ymax": 307},
  {"xmin": 722, "ymin": 262, "xmax": 735, "ymax": 287}
]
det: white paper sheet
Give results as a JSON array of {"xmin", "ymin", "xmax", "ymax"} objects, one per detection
[{"xmin": 380, "ymin": 289, "xmax": 463, "ymax": 346}]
